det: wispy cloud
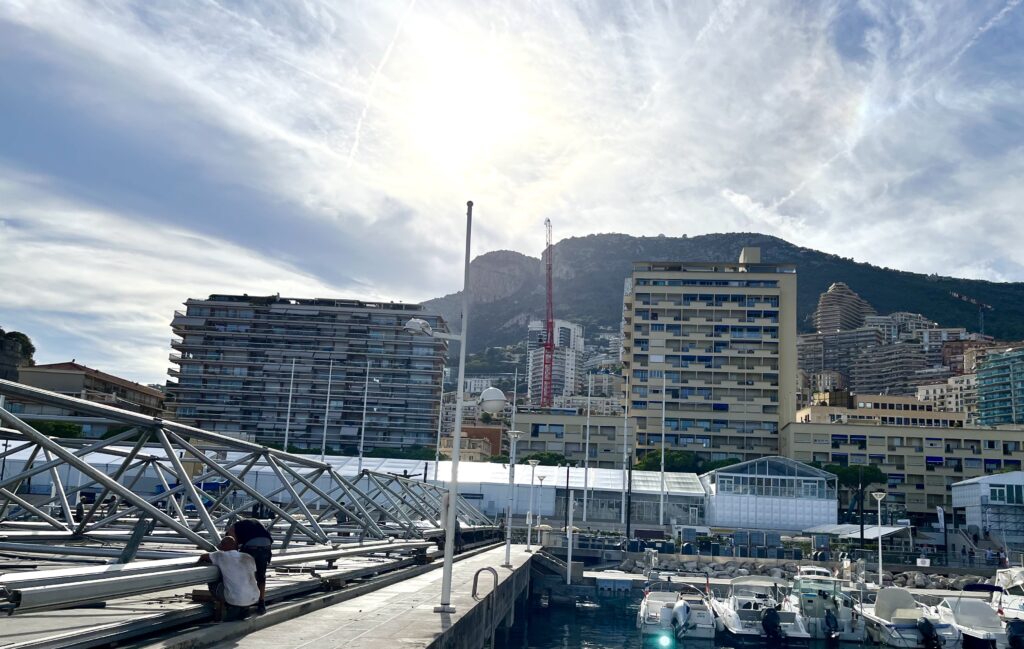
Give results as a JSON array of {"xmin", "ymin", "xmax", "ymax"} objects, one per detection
[{"xmin": 0, "ymin": 0, "xmax": 1022, "ymax": 381}]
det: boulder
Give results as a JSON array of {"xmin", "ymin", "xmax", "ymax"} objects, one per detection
[
  {"xmin": 768, "ymin": 568, "xmax": 784, "ymax": 579},
  {"xmin": 735, "ymin": 568, "xmax": 750, "ymax": 576},
  {"xmin": 913, "ymin": 573, "xmax": 929, "ymax": 588},
  {"xmin": 682, "ymin": 562, "xmax": 699, "ymax": 572}
]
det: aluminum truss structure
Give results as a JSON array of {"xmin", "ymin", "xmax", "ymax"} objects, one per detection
[{"xmin": 0, "ymin": 379, "xmax": 492, "ymax": 559}]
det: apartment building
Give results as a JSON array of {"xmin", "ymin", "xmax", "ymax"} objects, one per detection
[
  {"xmin": 812, "ymin": 282, "xmax": 875, "ymax": 333},
  {"xmin": 978, "ymin": 347, "xmax": 1024, "ymax": 426},
  {"xmin": 782, "ymin": 421, "xmax": 1024, "ymax": 523},
  {"xmin": 438, "ymin": 435, "xmax": 493, "ymax": 462},
  {"xmin": 621, "ymin": 247, "xmax": 797, "ymax": 463},
  {"xmin": 796, "ymin": 393, "xmax": 966, "ymax": 428},
  {"xmin": 849, "ymin": 341, "xmax": 945, "ymax": 396},
  {"xmin": 166, "ymin": 295, "xmax": 448, "ymax": 450},
  {"xmin": 526, "ymin": 319, "xmax": 585, "ymax": 401},
  {"xmin": 19, "ymin": 362, "xmax": 164, "ymax": 416},
  {"xmin": 917, "ymin": 374, "xmax": 979, "ymax": 423},
  {"xmin": 798, "ymin": 328, "xmax": 883, "ymax": 379},
  {"xmin": 514, "ymin": 409, "xmax": 629, "ymax": 468}
]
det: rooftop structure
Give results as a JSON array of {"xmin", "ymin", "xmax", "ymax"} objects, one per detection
[{"xmin": 796, "ymin": 393, "xmax": 966, "ymax": 428}]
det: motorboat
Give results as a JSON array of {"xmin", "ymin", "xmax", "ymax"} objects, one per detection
[
  {"xmin": 995, "ymin": 569, "xmax": 1024, "ymax": 621},
  {"xmin": 670, "ymin": 584, "xmax": 716, "ymax": 643},
  {"xmin": 858, "ymin": 587, "xmax": 962, "ymax": 649},
  {"xmin": 783, "ymin": 569, "xmax": 866, "ymax": 642},
  {"xmin": 638, "ymin": 583, "xmax": 680, "ymax": 646},
  {"xmin": 931, "ymin": 596, "xmax": 1007, "ymax": 649},
  {"xmin": 708, "ymin": 576, "xmax": 811, "ymax": 648}
]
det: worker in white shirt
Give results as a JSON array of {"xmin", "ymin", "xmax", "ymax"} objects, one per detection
[{"xmin": 199, "ymin": 536, "xmax": 260, "ymax": 621}]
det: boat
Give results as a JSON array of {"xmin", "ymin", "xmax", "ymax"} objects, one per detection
[
  {"xmin": 708, "ymin": 576, "xmax": 811, "ymax": 648},
  {"xmin": 858, "ymin": 587, "xmax": 962, "ymax": 649},
  {"xmin": 995, "ymin": 569, "xmax": 1024, "ymax": 621},
  {"xmin": 638, "ymin": 583, "xmax": 681, "ymax": 646},
  {"xmin": 783, "ymin": 568, "xmax": 866, "ymax": 642},
  {"xmin": 931, "ymin": 596, "xmax": 1007, "ymax": 649},
  {"xmin": 670, "ymin": 584, "xmax": 717, "ymax": 643}
]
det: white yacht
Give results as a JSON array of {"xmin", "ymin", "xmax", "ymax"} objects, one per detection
[
  {"xmin": 931, "ymin": 597, "xmax": 1007, "ymax": 649},
  {"xmin": 783, "ymin": 568, "xmax": 866, "ymax": 642},
  {"xmin": 709, "ymin": 576, "xmax": 811, "ymax": 648},
  {"xmin": 858, "ymin": 587, "xmax": 962, "ymax": 649},
  {"xmin": 670, "ymin": 584, "xmax": 716, "ymax": 643},
  {"xmin": 995, "ymin": 569, "xmax": 1024, "ymax": 620},
  {"xmin": 637, "ymin": 584, "xmax": 680, "ymax": 645}
]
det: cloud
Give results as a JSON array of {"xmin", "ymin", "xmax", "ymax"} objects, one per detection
[{"xmin": 0, "ymin": 0, "xmax": 1022, "ymax": 381}]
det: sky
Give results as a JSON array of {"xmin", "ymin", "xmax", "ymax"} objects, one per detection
[{"xmin": 1, "ymin": 0, "xmax": 1022, "ymax": 384}]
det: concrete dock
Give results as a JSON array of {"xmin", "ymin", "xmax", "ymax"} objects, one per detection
[{"xmin": 141, "ymin": 544, "xmax": 532, "ymax": 649}]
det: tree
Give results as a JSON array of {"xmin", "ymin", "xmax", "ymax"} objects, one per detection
[
  {"xmin": 816, "ymin": 463, "xmax": 886, "ymax": 490},
  {"xmin": 479, "ymin": 411, "xmax": 494, "ymax": 424},
  {"xmin": 33, "ymin": 420, "xmax": 83, "ymax": 438},
  {"xmin": 634, "ymin": 450, "xmax": 700, "ymax": 473},
  {"xmin": 519, "ymin": 451, "xmax": 568, "ymax": 466},
  {"xmin": 699, "ymin": 457, "xmax": 742, "ymax": 473},
  {"xmin": 487, "ymin": 454, "xmax": 509, "ymax": 463},
  {"xmin": 366, "ymin": 445, "xmax": 441, "ymax": 461}
]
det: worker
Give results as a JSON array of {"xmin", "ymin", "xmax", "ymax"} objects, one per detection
[
  {"xmin": 199, "ymin": 536, "xmax": 259, "ymax": 621},
  {"xmin": 74, "ymin": 495, "xmax": 87, "ymax": 523},
  {"xmin": 226, "ymin": 518, "xmax": 273, "ymax": 614}
]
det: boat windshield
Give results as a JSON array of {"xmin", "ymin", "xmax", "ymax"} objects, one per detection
[
  {"xmin": 794, "ymin": 578, "xmax": 840, "ymax": 595},
  {"xmin": 942, "ymin": 599, "xmax": 1003, "ymax": 632}
]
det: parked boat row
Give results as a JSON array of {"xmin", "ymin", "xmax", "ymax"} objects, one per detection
[{"xmin": 635, "ymin": 566, "xmax": 1024, "ymax": 649}]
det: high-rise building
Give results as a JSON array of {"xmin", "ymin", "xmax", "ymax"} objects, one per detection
[
  {"xmin": 526, "ymin": 318, "xmax": 585, "ymax": 401},
  {"xmin": 978, "ymin": 347, "xmax": 1024, "ymax": 426},
  {"xmin": 621, "ymin": 247, "xmax": 797, "ymax": 463},
  {"xmin": 850, "ymin": 341, "xmax": 939, "ymax": 396},
  {"xmin": 811, "ymin": 282, "xmax": 875, "ymax": 333},
  {"xmin": 798, "ymin": 327, "xmax": 883, "ymax": 379},
  {"xmin": 166, "ymin": 294, "xmax": 448, "ymax": 450},
  {"xmin": 917, "ymin": 374, "xmax": 979, "ymax": 423}
]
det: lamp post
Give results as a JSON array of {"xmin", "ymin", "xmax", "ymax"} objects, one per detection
[
  {"xmin": 434, "ymin": 391, "xmax": 445, "ymax": 482},
  {"xmin": 320, "ymin": 359, "xmax": 333, "ymax": 462},
  {"xmin": 526, "ymin": 459, "xmax": 540, "ymax": 552},
  {"xmin": 537, "ymin": 475, "xmax": 547, "ymax": 546},
  {"xmin": 283, "ymin": 358, "xmax": 295, "ymax": 451},
  {"xmin": 872, "ymin": 491, "xmax": 887, "ymax": 587},
  {"xmin": 660, "ymin": 372, "xmax": 667, "ymax": 526},
  {"xmin": 503, "ymin": 430, "xmax": 522, "ymax": 568},
  {"xmin": 404, "ymin": 201, "xmax": 508, "ymax": 615},
  {"xmin": 358, "ymin": 358, "xmax": 380, "ymax": 473},
  {"xmin": 583, "ymin": 372, "xmax": 592, "ymax": 522},
  {"xmin": 622, "ymin": 374, "xmax": 629, "ymax": 526}
]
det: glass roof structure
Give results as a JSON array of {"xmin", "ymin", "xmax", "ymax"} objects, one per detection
[{"xmin": 703, "ymin": 456, "xmax": 836, "ymax": 479}]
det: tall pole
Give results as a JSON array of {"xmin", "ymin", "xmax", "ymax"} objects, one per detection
[
  {"xmin": 566, "ymin": 489, "xmax": 575, "ymax": 585},
  {"xmin": 873, "ymin": 491, "xmax": 886, "ymax": 587},
  {"xmin": 435, "ymin": 201, "xmax": 473, "ymax": 614},
  {"xmin": 626, "ymin": 461, "xmax": 634, "ymax": 539},
  {"xmin": 434, "ymin": 391, "xmax": 445, "ymax": 481},
  {"xmin": 583, "ymin": 372, "xmax": 592, "ymax": 522},
  {"xmin": 564, "ymin": 463, "xmax": 570, "ymax": 532},
  {"xmin": 503, "ymin": 431, "xmax": 520, "ymax": 568},
  {"xmin": 660, "ymin": 372, "xmax": 667, "ymax": 526},
  {"xmin": 320, "ymin": 359, "xmax": 333, "ymax": 462},
  {"xmin": 526, "ymin": 459, "xmax": 539, "ymax": 552},
  {"xmin": 283, "ymin": 358, "xmax": 295, "ymax": 451},
  {"xmin": 358, "ymin": 358, "xmax": 372, "ymax": 473},
  {"xmin": 622, "ymin": 372, "xmax": 629, "ymax": 526}
]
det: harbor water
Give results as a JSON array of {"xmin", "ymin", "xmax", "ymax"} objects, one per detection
[{"xmin": 498, "ymin": 598, "xmax": 857, "ymax": 649}]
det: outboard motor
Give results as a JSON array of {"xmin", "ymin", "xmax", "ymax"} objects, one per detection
[
  {"xmin": 762, "ymin": 607, "xmax": 784, "ymax": 646},
  {"xmin": 917, "ymin": 617, "xmax": 942, "ymax": 649},
  {"xmin": 1005, "ymin": 619, "xmax": 1024, "ymax": 649},
  {"xmin": 824, "ymin": 608, "xmax": 841, "ymax": 644}
]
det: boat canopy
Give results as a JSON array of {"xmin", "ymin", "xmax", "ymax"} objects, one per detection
[
  {"xmin": 874, "ymin": 588, "xmax": 920, "ymax": 622},
  {"xmin": 995, "ymin": 568, "xmax": 1024, "ymax": 594},
  {"xmin": 941, "ymin": 598, "xmax": 1003, "ymax": 633},
  {"xmin": 730, "ymin": 576, "xmax": 788, "ymax": 588}
]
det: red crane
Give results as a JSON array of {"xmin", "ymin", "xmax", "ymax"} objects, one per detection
[{"xmin": 541, "ymin": 218, "xmax": 554, "ymax": 407}]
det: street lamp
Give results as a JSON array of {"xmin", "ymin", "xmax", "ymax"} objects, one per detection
[
  {"xmin": 358, "ymin": 358, "xmax": 380, "ymax": 473},
  {"xmin": 537, "ymin": 475, "xmax": 547, "ymax": 545},
  {"xmin": 402, "ymin": 201, "xmax": 508, "ymax": 615},
  {"xmin": 526, "ymin": 459, "xmax": 540, "ymax": 552},
  {"xmin": 872, "ymin": 491, "xmax": 887, "ymax": 587},
  {"xmin": 503, "ymin": 430, "xmax": 522, "ymax": 568}
]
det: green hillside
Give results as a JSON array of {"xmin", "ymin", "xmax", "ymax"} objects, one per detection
[{"xmin": 424, "ymin": 232, "xmax": 1024, "ymax": 353}]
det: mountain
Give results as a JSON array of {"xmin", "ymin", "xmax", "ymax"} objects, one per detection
[{"xmin": 423, "ymin": 232, "xmax": 1024, "ymax": 353}]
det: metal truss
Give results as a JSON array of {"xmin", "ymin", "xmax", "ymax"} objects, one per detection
[{"xmin": 0, "ymin": 379, "xmax": 492, "ymax": 560}]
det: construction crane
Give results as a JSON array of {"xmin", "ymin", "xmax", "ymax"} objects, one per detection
[
  {"xmin": 541, "ymin": 218, "xmax": 555, "ymax": 407},
  {"xmin": 950, "ymin": 291, "xmax": 994, "ymax": 336}
]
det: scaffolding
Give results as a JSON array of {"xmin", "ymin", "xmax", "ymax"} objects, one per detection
[{"xmin": 0, "ymin": 379, "xmax": 493, "ymax": 561}]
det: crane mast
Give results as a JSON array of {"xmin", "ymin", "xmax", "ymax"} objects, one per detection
[{"xmin": 541, "ymin": 218, "xmax": 554, "ymax": 407}]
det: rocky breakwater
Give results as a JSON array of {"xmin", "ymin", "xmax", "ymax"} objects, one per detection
[{"xmin": 617, "ymin": 557, "xmax": 990, "ymax": 591}]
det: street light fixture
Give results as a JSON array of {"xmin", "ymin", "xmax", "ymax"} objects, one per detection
[
  {"xmin": 503, "ymin": 430, "xmax": 522, "ymax": 568},
  {"xmin": 402, "ymin": 201, "xmax": 508, "ymax": 615},
  {"xmin": 526, "ymin": 459, "xmax": 540, "ymax": 552},
  {"xmin": 872, "ymin": 491, "xmax": 887, "ymax": 587},
  {"xmin": 537, "ymin": 475, "xmax": 547, "ymax": 541}
]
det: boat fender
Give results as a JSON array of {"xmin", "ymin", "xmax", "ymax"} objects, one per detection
[
  {"xmin": 1006, "ymin": 619, "xmax": 1024, "ymax": 649},
  {"xmin": 916, "ymin": 617, "xmax": 942, "ymax": 649}
]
